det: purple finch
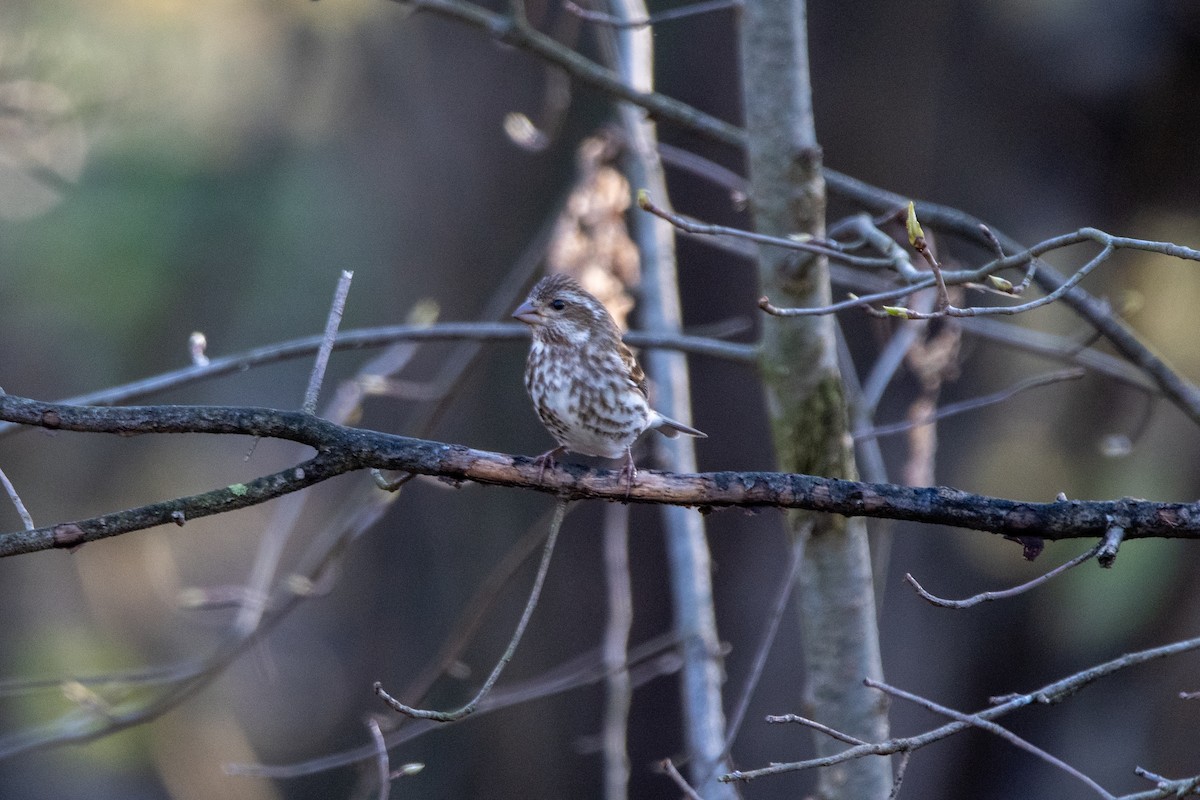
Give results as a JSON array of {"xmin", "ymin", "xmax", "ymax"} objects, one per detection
[{"xmin": 513, "ymin": 274, "xmax": 705, "ymax": 490}]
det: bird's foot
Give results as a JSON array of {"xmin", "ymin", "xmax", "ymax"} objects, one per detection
[
  {"xmin": 531, "ymin": 446, "xmax": 565, "ymax": 484},
  {"xmin": 618, "ymin": 450, "xmax": 638, "ymax": 500}
]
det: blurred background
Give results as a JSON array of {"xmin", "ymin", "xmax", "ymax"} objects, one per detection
[{"xmin": 1, "ymin": 0, "xmax": 1199, "ymax": 797}]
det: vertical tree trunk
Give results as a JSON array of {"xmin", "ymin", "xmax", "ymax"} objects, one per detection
[{"xmin": 738, "ymin": 1, "xmax": 893, "ymax": 798}]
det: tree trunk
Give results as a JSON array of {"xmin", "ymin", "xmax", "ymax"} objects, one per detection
[{"xmin": 738, "ymin": 1, "xmax": 893, "ymax": 797}]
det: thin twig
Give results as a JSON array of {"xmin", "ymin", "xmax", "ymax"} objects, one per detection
[
  {"xmin": 374, "ymin": 499, "xmax": 568, "ymax": 721},
  {"xmin": 721, "ymin": 534, "xmax": 803, "ymax": 750},
  {"xmin": 1129, "ymin": 767, "xmax": 1200, "ymax": 800},
  {"xmin": 399, "ymin": 506, "xmax": 558, "ymax": 709},
  {"xmin": 859, "ymin": 290, "xmax": 936, "ymax": 413},
  {"xmin": 0, "ymin": 500, "xmax": 397, "ymax": 762},
  {"xmin": 879, "ymin": 243, "xmax": 1117, "ymax": 319},
  {"xmin": 831, "ymin": 212, "xmax": 923, "ymax": 280},
  {"xmin": 395, "ymin": 0, "xmax": 745, "ymax": 146},
  {"xmin": 657, "ymin": 142, "xmax": 747, "ymax": 197},
  {"xmin": 887, "ymin": 750, "xmax": 911, "ymax": 800},
  {"xmin": 910, "ymin": 230, "xmax": 952, "ymax": 312},
  {"xmin": 302, "ymin": 270, "xmax": 353, "ymax": 414},
  {"xmin": 231, "ymin": 632, "xmax": 683, "ymax": 779},
  {"xmin": 366, "ymin": 717, "xmax": 391, "ymax": 800},
  {"xmin": 855, "ymin": 368, "xmax": 1086, "ymax": 442},
  {"xmin": 866, "ymin": 679, "xmax": 1115, "ymax": 799},
  {"xmin": 639, "ymin": 191, "xmax": 896, "ymax": 269},
  {"xmin": 235, "ymin": 319, "xmax": 424, "ymax": 639},
  {"xmin": 828, "ymin": 175, "xmax": 1200, "ymax": 427},
  {"xmin": 905, "ymin": 544, "xmax": 1100, "ymax": 609},
  {"xmin": 0, "ymin": 463, "xmax": 34, "ymax": 531},
  {"xmin": 659, "ymin": 758, "xmax": 705, "ymax": 800},
  {"xmin": 958, "ymin": 316, "xmax": 1157, "ymax": 394},
  {"xmin": 722, "ymin": 633, "xmax": 1200, "ymax": 783},
  {"xmin": 765, "ymin": 714, "xmax": 867, "ymax": 746},
  {"xmin": 762, "ymin": 228, "xmax": 1200, "ymax": 320}
]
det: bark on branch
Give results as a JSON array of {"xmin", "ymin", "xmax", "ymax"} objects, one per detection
[{"xmin": 2, "ymin": 394, "xmax": 1198, "ymax": 558}]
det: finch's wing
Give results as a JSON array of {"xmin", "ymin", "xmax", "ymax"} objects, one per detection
[{"xmin": 618, "ymin": 339, "xmax": 650, "ymax": 399}]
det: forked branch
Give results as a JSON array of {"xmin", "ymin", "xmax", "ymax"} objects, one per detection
[{"xmin": 3, "ymin": 394, "xmax": 1200, "ymax": 558}]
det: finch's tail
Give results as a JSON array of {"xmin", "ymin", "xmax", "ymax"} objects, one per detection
[{"xmin": 649, "ymin": 412, "xmax": 707, "ymax": 439}]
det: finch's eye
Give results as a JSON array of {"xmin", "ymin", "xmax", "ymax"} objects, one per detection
[{"xmin": 549, "ymin": 299, "xmax": 567, "ymax": 311}]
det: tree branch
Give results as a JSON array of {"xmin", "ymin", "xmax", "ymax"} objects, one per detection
[
  {"xmin": 395, "ymin": 0, "xmax": 744, "ymax": 147},
  {"xmin": 4, "ymin": 394, "xmax": 1200, "ymax": 557},
  {"xmin": 723, "ymin": 633, "xmax": 1200, "ymax": 783},
  {"xmin": 0, "ymin": 321, "xmax": 754, "ymax": 438}
]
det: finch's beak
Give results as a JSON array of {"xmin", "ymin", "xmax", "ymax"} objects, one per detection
[{"xmin": 513, "ymin": 300, "xmax": 541, "ymax": 326}]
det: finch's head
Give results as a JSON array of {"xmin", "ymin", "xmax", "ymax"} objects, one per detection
[{"xmin": 513, "ymin": 274, "xmax": 618, "ymax": 345}]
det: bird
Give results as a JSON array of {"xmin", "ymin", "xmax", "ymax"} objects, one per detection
[{"xmin": 513, "ymin": 273, "xmax": 706, "ymax": 493}]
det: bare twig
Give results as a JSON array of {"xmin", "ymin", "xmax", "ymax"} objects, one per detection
[
  {"xmin": 858, "ymin": 290, "xmax": 936, "ymax": 413},
  {"xmin": 721, "ymin": 533, "xmax": 803, "ymax": 750},
  {"xmin": 638, "ymin": 191, "xmax": 897, "ymax": 269},
  {"xmin": 765, "ymin": 714, "xmax": 867, "ymax": 746},
  {"xmin": 856, "ymin": 368, "xmax": 1086, "ymax": 442},
  {"xmin": 867, "ymin": 678, "xmax": 1114, "ymax": 799},
  {"xmin": 957, "ymin": 317, "xmax": 1158, "ymax": 394},
  {"xmin": 0, "ymin": 497, "xmax": 395, "ymax": 762},
  {"xmin": 723, "ymin": 633, "xmax": 1200, "ymax": 783},
  {"xmin": 374, "ymin": 499, "xmax": 568, "ymax": 721},
  {"xmin": 398, "ymin": 505, "xmax": 560, "ymax": 708},
  {"xmin": 1129, "ymin": 767, "xmax": 1200, "ymax": 800},
  {"xmin": 395, "ymin": 0, "xmax": 744, "ymax": 147},
  {"xmin": 231, "ymin": 632, "xmax": 683, "ymax": 779},
  {"xmin": 659, "ymin": 758, "xmax": 705, "ymax": 800},
  {"xmin": 302, "ymin": 270, "xmax": 353, "ymax": 414},
  {"xmin": 826, "ymin": 177, "xmax": 1200, "ymax": 427},
  {"xmin": 905, "ymin": 544, "xmax": 1100, "ymax": 609},
  {"xmin": 888, "ymin": 750, "xmax": 911, "ymax": 800},
  {"xmin": 366, "ymin": 717, "xmax": 391, "ymax": 800},
  {"xmin": 0, "ymin": 463, "xmax": 34, "ymax": 530},
  {"xmin": 761, "ymin": 229, "xmax": 1200, "ymax": 320},
  {"xmin": 906, "ymin": 209, "xmax": 952, "ymax": 312},
  {"xmin": 830, "ymin": 213, "xmax": 922, "ymax": 280},
  {"xmin": 657, "ymin": 142, "xmax": 747, "ymax": 197}
]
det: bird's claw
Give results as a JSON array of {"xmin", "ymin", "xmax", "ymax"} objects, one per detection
[
  {"xmin": 531, "ymin": 447, "xmax": 564, "ymax": 484},
  {"xmin": 618, "ymin": 451, "xmax": 637, "ymax": 500}
]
